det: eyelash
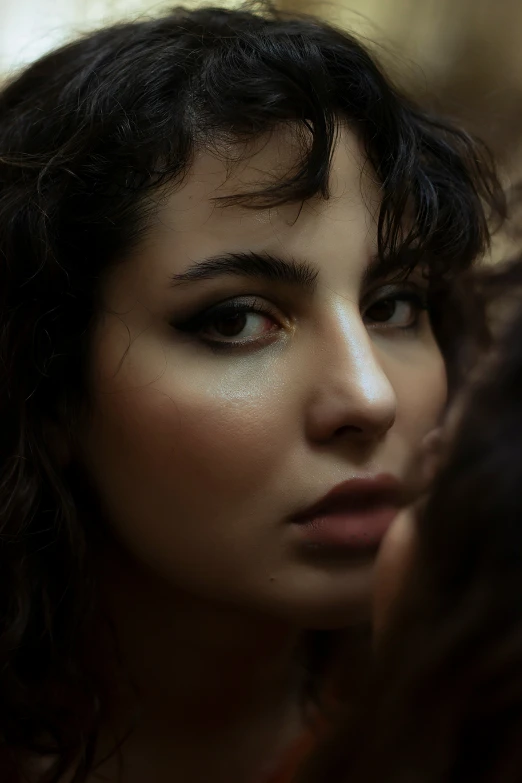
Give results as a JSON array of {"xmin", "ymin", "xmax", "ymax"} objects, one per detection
[
  {"xmin": 174, "ymin": 296, "xmax": 282, "ymax": 351},
  {"xmin": 173, "ymin": 285, "xmax": 429, "ymax": 351},
  {"xmin": 363, "ymin": 286, "xmax": 429, "ymax": 331}
]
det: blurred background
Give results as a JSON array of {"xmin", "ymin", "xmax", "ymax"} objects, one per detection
[{"xmin": 1, "ymin": 0, "xmax": 521, "ymax": 242}]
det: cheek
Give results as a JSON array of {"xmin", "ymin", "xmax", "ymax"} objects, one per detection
[
  {"xmin": 86, "ymin": 385, "xmax": 288, "ymax": 515},
  {"xmin": 105, "ymin": 384, "xmax": 285, "ymax": 498},
  {"xmin": 81, "ymin": 329, "xmax": 297, "ymax": 577}
]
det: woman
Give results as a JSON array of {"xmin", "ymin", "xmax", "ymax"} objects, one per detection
[
  {"xmin": 0, "ymin": 5, "xmax": 503, "ymax": 782},
  {"xmin": 301, "ymin": 257, "xmax": 522, "ymax": 783}
]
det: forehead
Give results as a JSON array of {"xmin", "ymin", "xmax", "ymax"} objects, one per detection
[
  {"xmin": 104, "ymin": 126, "xmax": 385, "ymax": 311},
  {"xmin": 146, "ymin": 126, "xmax": 381, "ymax": 260}
]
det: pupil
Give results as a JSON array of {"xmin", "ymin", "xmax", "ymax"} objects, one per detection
[
  {"xmin": 215, "ymin": 313, "xmax": 247, "ymax": 337},
  {"xmin": 369, "ymin": 299, "xmax": 396, "ymax": 322}
]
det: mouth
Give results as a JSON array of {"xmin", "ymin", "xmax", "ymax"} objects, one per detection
[{"xmin": 289, "ymin": 474, "xmax": 402, "ymax": 552}]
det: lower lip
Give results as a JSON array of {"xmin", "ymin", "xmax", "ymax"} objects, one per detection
[{"xmin": 293, "ymin": 506, "xmax": 398, "ymax": 549}]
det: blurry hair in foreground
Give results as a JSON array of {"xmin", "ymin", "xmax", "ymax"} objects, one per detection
[{"xmin": 300, "ymin": 252, "xmax": 522, "ymax": 783}]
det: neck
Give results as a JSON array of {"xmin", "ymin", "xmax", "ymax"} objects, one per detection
[
  {"xmin": 87, "ymin": 546, "xmax": 311, "ymax": 782},
  {"xmin": 96, "ymin": 545, "xmax": 306, "ymax": 736}
]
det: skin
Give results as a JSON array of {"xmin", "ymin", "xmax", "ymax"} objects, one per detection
[
  {"xmin": 74, "ymin": 127, "xmax": 447, "ymax": 782},
  {"xmin": 373, "ymin": 407, "xmax": 463, "ymax": 636},
  {"xmin": 373, "ymin": 507, "xmax": 417, "ymax": 637},
  {"xmin": 373, "ymin": 426, "xmax": 445, "ymax": 635}
]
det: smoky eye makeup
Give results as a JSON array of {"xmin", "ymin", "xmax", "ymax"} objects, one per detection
[
  {"xmin": 171, "ymin": 295, "xmax": 287, "ymax": 351},
  {"xmin": 362, "ymin": 282, "xmax": 429, "ymax": 331},
  {"xmin": 167, "ymin": 252, "xmax": 432, "ymax": 354}
]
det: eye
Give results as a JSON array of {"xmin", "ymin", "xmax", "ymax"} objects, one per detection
[
  {"xmin": 201, "ymin": 307, "xmax": 278, "ymax": 342},
  {"xmin": 364, "ymin": 289, "xmax": 427, "ymax": 330},
  {"xmin": 174, "ymin": 296, "xmax": 283, "ymax": 348}
]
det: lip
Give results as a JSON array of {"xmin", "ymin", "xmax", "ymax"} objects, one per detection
[{"xmin": 289, "ymin": 474, "xmax": 402, "ymax": 550}]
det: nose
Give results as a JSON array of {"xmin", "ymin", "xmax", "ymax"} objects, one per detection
[{"xmin": 305, "ymin": 308, "xmax": 397, "ymax": 444}]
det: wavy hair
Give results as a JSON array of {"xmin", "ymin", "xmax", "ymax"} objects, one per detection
[{"xmin": 0, "ymin": 4, "xmax": 505, "ymax": 780}]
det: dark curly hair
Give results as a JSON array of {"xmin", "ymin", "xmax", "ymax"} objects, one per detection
[
  {"xmin": 299, "ymin": 257, "xmax": 522, "ymax": 783},
  {"xmin": 0, "ymin": 3, "xmax": 505, "ymax": 780}
]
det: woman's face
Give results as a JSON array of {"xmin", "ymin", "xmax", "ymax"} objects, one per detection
[{"xmin": 80, "ymin": 128, "xmax": 446, "ymax": 627}]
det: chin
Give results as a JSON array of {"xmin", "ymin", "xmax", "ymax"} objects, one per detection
[
  {"xmin": 261, "ymin": 566, "xmax": 375, "ymax": 630},
  {"xmin": 289, "ymin": 596, "xmax": 372, "ymax": 630}
]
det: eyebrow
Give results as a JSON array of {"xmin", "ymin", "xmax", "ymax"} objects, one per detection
[
  {"xmin": 170, "ymin": 251, "xmax": 318, "ymax": 290},
  {"xmin": 169, "ymin": 248, "xmax": 419, "ymax": 291}
]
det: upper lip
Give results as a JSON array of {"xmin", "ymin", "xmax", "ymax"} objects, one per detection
[{"xmin": 290, "ymin": 474, "xmax": 402, "ymax": 523}]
